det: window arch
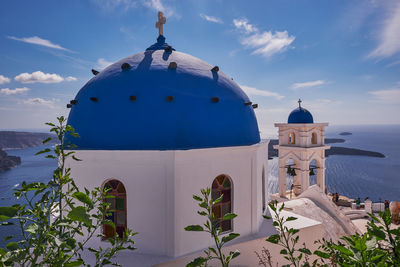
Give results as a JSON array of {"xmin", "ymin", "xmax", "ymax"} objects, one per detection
[
  {"xmin": 103, "ymin": 179, "xmax": 127, "ymax": 239},
  {"xmin": 311, "ymin": 132, "xmax": 318, "ymax": 144},
  {"xmin": 289, "ymin": 132, "xmax": 296, "ymax": 144},
  {"xmin": 212, "ymin": 175, "xmax": 233, "ymax": 232}
]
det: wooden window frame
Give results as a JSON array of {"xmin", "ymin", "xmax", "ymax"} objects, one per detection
[
  {"xmin": 102, "ymin": 179, "xmax": 127, "ymax": 239},
  {"xmin": 211, "ymin": 175, "xmax": 233, "ymax": 233}
]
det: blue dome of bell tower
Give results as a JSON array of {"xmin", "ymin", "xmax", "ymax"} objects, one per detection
[{"xmin": 287, "ymin": 99, "xmax": 314, "ymax": 124}]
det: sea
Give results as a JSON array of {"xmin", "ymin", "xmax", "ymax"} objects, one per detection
[{"xmin": 0, "ymin": 124, "xmax": 399, "ymax": 246}]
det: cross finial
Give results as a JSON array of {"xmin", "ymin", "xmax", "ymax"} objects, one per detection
[
  {"xmin": 298, "ymin": 98, "xmax": 302, "ymax": 108},
  {"xmin": 155, "ymin": 11, "xmax": 166, "ymax": 36}
]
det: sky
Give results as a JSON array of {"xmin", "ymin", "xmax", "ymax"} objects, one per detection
[{"xmin": 0, "ymin": 0, "xmax": 399, "ymax": 137}]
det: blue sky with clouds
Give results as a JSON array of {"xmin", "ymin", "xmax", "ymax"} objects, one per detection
[{"xmin": 0, "ymin": 0, "xmax": 399, "ymax": 137}]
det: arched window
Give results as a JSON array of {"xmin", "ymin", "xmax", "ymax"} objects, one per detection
[
  {"xmin": 103, "ymin": 179, "xmax": 127, "ymax": 239},
  {"xmin": 312, "ymin": 132, "xmax": 317, "ymax": 144},
  {"xmin": 262, "ymin": 167, "xmax": 266, "ymax": 212},
  {"xmin": 289, "ymin": 132, "xmax": 296, "ymax": 144},
  {"xmin": 212, "ymin": 175, "xmax": 233, "ymax": 232}
]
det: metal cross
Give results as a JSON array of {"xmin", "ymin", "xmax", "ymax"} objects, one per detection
[
  {"xmin": 155, "ymin": 11, "xmax": 166, "ymax": 36},
  {"xmin": 298, "ymin": 99, "xmax": 302, "ymax": 108}
]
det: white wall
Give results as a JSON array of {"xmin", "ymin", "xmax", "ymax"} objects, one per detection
[
  {"xmin": 66, "ymin": 141, "xmax": 269, "ymax": 258},
  {"xmin": 173, "ymin": 142, "xmax": 268, "ymax": 257},
  {"xmin": 66, "ymin": 150, "xmax": 175, "ymax": 256}
]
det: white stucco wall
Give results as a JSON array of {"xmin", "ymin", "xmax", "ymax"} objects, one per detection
[{"xmin": 66, "ymin": 141, "xmax": 269, "ymax": 258}]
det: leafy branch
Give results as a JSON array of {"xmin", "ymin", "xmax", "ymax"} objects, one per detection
[{"xmin": 185, "ymin": 188, "xmax": 240, "ymax": 267}]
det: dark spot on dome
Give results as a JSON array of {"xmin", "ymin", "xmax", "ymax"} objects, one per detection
[
  {"xmin": 66, "ymin": 104, "xmax": 72, "ymax": 108},
  {"xmin": 211, "ymin": 97, "xmax": 219, "ymax": 103},
  {"xmin": 245, "ymin": 101, "xmax": 252, "ymax": 106},
  {"xmin": 168, "ymin": 62, "xmax": 177, "ymax": 69},
  {"xmin": 164, "ymin": 46, "xmax": 173, "ymax": 53},
  {"xmin": 129, "ymin": 95, "xmax": 137, "ymax": 101},
  {"xmin": 91, "ymin": 69, "xmax": 99, "ymax": 75},
  {"xmin": 70, "ymin": 100, "xmax": 78, "ymax": 105},
  {"xmin": 211, "ymin": 66, "xmax": 219, "ymax": 72},
  {"xmin": 90, "ymin": 97, "xmax": 98, "ymax": 102},
  {"xmin": 252, "ymin": 104, "xmax": 258, "ymax": 109},
  {"xmin": 121, "ymin": 63, "xmax": 132, "ymax": 71},
  {"xmin": 166, "ymin": 96, "xmax": 174, "ymax": 102}
]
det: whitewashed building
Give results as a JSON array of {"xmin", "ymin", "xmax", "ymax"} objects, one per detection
[{"xmin": 65, "ymin": 13, "xmax": 268, "ymax": 258}]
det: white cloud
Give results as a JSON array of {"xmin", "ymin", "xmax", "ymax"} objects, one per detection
[
  {"xmin": 96, "ymin": 58, "xmax": 113, "ymax": 69},
  {"xmin": 0, "ymin": 75, "xmax": 10, "ymax": 85},
  {"xmin": 23, "ymin": 98, "xmax": 54, "ymax": 107},
  {"xmin": 65, "ymin": 76, "xmax": 77, "ymax": 82},
  {"xmin": 368, "ymin": 2, "xmax": 400, "ymax": 58},
  {"xmin": 233, "ymin": 18, "xmax": 258, "ymax": 34},
  {"xmin": 8, "ymin": 36, "xmax": 71, "ymax": 52},
  {"xmin": 0, "ymin": 87, "xmax": 29, "ymax": 95},
  {"xmin": 369, "ymin": 88, "xmax": 400, "ymax": 103},
  {"xmin": 90, "ymin": 0, "xmax": 137, "ymax": 12},
  {"xmin": 240, "ymin": 85, "xmax": 284, "ymax": 100},
  {"xmin": 291, "ymin": 80, "xmax": 327, "ymax": 90},
  {"xmin": 233, "ymin": 18, "xmax": 295, "ymax": 58},
  {"xmin": 200, "ymin": 13, "xmax": 223, "ymax": 24},
  {"xmin": 143, "ymin": 0, "xmax": 176, "ymax": 18},
  {"xmin": 15, "ymin": 71, "xmax": 64, "ymax": 84}
]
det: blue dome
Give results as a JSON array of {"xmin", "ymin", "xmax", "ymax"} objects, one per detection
[
  {"xmin": 66, "ymin": 37, "xmax": 260, "ymax": 150},
  {"xmin": 288, "ymin": 107, "xmax": 314, "ymax": 123}
]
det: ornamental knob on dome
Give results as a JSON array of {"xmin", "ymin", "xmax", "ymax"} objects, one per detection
[{"xmin": 287, "ymin": 99, "xmax": 314, "ymax": 123}]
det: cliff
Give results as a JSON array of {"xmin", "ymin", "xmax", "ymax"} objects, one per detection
[
  {"xmin": 0, "ymin": 148, "xmax": 21, "ymax": 172},
  {"xmin": 0, "ymin": 131, "xmax": 57, "ymax": 150}
]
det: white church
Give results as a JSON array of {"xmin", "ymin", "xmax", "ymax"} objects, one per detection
[{"xmin": 65, "ymin": 12, "xmax": 346, "ymax": 266}]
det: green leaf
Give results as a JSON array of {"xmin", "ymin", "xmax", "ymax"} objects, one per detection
[
  {"xmin": 266, "ymin": 234, "xmax": 280, "ymax": 244},
  {"xmin": 369, "ymin": 228, "xmax": 386, "ymax": 240},
  {"xmin": 72, "ymin": 155, "xmax": 82, "ymax": 161},
  {"xmin": 298, "ymin": 247, "xmax": 312, "ymax": 255},
  {"xmin": 222, "ymin": 213, "xmax": 237, "ymax": 221},
  {"xmin": 213, "ymin": 194, "xmax": 223, "ymax": 205},
  {"xmin": 64, "ymin": 259, "xmax": 84, "ymax": 267},
  {"xmin": 42, "ymin": 137, "xmax": 52, "ymax": 144},
  {"xmin": 25, "ymin": 223, "xmax": 38, "ymax": 234},
  {"xmin": 6, "ymin": 242, "xmax": 18, "ymax": 251},
  {"xmin": 186, "ymin": 257, "xmax": 208, "ymax": 267},
  {"xmin": 230, "ymin": 250, "xmax": 240, "ymax": 259},
  {"xmin": 221, "ymin": 233, "xmax": 240, "ymax": 243},
  {"xmin": 193, "ymin": 195, "xmax": 202, "ymax": 202},
  {"xmin": 197, "ymin": 211, "xmax": 207, "ymax": 216},
  {"xmin": 280, "ymin": 249, "xmax": 288, "ymax": 255},
  {"xmin": 184, "ymin": 225, "xmax": 204, "ymax": 232},
  {"xmin": 314, "ymin": 250, "xmax": 330, "ymax": 259},
  {"xmin": 72, "ymin": 192, "xmax": 94, "ymax": 208},
  {"xmin": 3, "ymin": 236, "xmax": 13, "ymax": 241},
  {"xmin": 67, "ymin": 206, "xmax": 92, "ymax": 226},
  {"xmin": 0, "ymin": 207, "xmax": 18, "ymax": 221},
  {"xmin": 35, "ymin": 148, "xmax": 51, "ymax": 155},
  {"xmin": 333, "ymin": 245, "xmax": 354, "ymax": 256},
  {"xmin": 263, "ymin": 215, "xmax": 272, "ymax": 220},
  {"xmin": 285, "ymin": 216, "xmax": 297, "ymax": 221}
]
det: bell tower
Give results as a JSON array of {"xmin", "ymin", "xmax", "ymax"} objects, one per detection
[{"xmin": 274, "ymin": 100, "xmax": 330, "ymax": 198}]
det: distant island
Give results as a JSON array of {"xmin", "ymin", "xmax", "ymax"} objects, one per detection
[
  {"xmin": 0, "ymin": 131, "xmax": 57, "ymax": 150},
  {"xmin": 0, "ymin": 131, "xmax": 57, "ymax": 172},
  {"xmin": 268, "ymin": 138, "xmax": 385, "ymax": 159},
  {"xmin": 339, "ymin": 132, "xmax": 352, "ymax": 136},
  {"xmin": 0, "ymin": 148, "xmax": 21, "ymax": 172}
]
